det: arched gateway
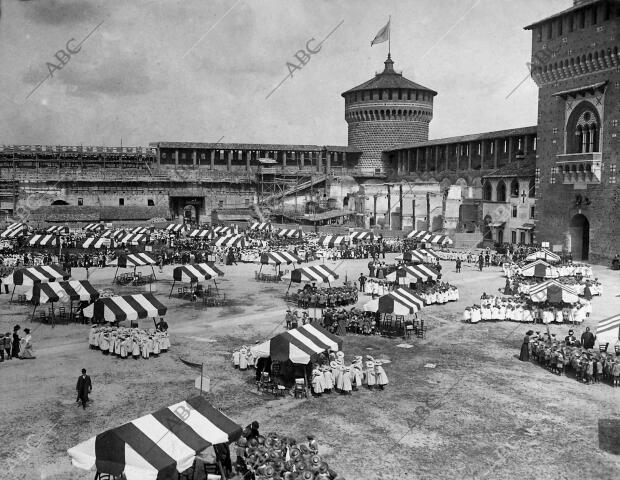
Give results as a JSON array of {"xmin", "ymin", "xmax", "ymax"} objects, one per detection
[{"xmin": 569, "ymin": 214, "xmax": 589, "ymax": 261}]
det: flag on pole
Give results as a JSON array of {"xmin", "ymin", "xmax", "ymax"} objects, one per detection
[{"xmin": 371, "ymin": 20, "xmax": 390, "ymax": 46}]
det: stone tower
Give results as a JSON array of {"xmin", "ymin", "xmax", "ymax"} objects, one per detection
[
  {"xmin": 525, "ymin": 0, "xmax": 620, "ymax": 262},
  {"xmin": 342, "ymin": 54, "xmax": 437, "ymax": 172}
]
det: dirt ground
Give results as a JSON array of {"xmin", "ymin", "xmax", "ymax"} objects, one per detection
[{"xmin": 0, "ymin": 254, "xmax": 619, "ymax": 480}]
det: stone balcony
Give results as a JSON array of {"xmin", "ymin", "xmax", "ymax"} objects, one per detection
[{"xmin": 556, "ymin": 152, "xmax": 602, "ymax": 187}]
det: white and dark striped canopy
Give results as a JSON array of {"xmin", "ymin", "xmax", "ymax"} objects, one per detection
[
  {"xmin": 260, "ymin": 251, "xmax": 303, "ymax": 265},
  {"xmin": 318, "ymin": 235, "xmax": 346, "ymax": 247},
  {"xmin": 521, "ymin": 260, "xmax": 557, "ymax": 278},
  {"xmin": 29, "ymin": 280, "xmax": 99, "ymax": 305},
  {"xmin": 187, "ymin": 229, "xmax": 214, "ymax": 239},
  {"xmin": 212, "ymin": 226, "xmax": 236, "ymax": 236},
  {"xmin": 406, "ymin": 230, "xmax": 453, "ymax": 245},
  {"xmin": 363, "ymin": 287, "xmax": 425, "ymax": 315},
  {"xmin": 349, "ymin": 231, "xmax": 374, "ymax": 242},
  {"xmin": 212, "ymin": 235, "xmax": 248, "ymax": 248},
  {"xmin": 80, "ymin": 237, "xmax": 113, "ymax": 249},
  {"xmin": 277, "ymin": 228, "xmax": 303, "ymax": 238},
  {"xmin": 45, "ymin": 225, "xmax": 69, "ymax": 234},
  {"xmin": 289, "ymin": 265, "xmax": 339, "ymax": 284},
  {"xmin": 0, "ymin": 222, "xmax": 27, "ymax": 238},
  {"xmin": 5, "ymin": 265, "xmax": 70, "ymax": 286},
  {"xmin": 529, "ymin": 279, "xmax": 580, "ymax": 304},
  {"xmin": 251, "ymin": 324, "xmax": 342, "ymax": 364},
  {"xmin": 27, "ymin": 234, "xmax": 60, "ymax": 247},
  {"xmin": 100, "ymin": 230, "xmax": 125, "ymax": 239},
  {"xmin": 166, "ymin": 224, "xmax": 187, "ymax": 233},
  {"xmin": 84, "ymin": 223, "xmax": 104, "ymax": 232},
  {"xmin": 83, "ymin": 293, "xmax": 167, "ymax": 322},
  {"xmin": 525, "ymin": 248, "xmax": 561, "ymax": 263},
  {"xmin": 386, "ymin": 264, "xmax": 439, "ymax": 284},
  {"xmin": 130, "ymin": 227, "xmax": 150, "ymax": 235},
  {"xmin": 116, "ymin": 253, "xmax": 156, "ymax": 268},
  {"xmin": 173, "ymin": 263, "xmax": 224, "ymax": 283},
  {"xmin": 597, "ymin": 314, "xmax": 620, "ymax": 345},
  {"xmin": 117, "ymin": 233, "xmax": 150, "ymax": 245},
  {"xmin": 68, "ymin": 396, "xmax": 242, "ymax": 480},
  {"xmin": 249, "ymin": 222, "xmax": 270, "ymax": 231},
  {"xmin": 397, "ymin": 249, "xmax": 438, "ymax": 263}
]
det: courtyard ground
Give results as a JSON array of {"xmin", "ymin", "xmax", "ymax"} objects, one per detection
[{"xmin": 0, "ymin": 254, "xmax": 619, "ymax": 480}]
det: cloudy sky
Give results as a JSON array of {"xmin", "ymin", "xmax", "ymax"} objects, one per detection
[{"xmin": 0, "ymin": 0, "xmax": 568, "ymax": 147}]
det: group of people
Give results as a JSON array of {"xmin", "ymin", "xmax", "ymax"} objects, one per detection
[
  {"xmin": 519, "ymin": 329, "xmax": 620, "ymax": 386},
  {"xmin": 1, "ymin": 325, "xmax": 34, "ymax": 361},
  {"xmin": 292, "ymin": 285, "xmax": 358, "ymax": 309},
  {"xmin": 464, "ymin": 294, "xmax": 591, "ymax": 324},
  {"xmin": 321, "ymin": 308, "xmax": 376, "ymax": 336},
  {"xmin": 310, "ymin": 352, "xmax": 388, "ymax": 396},
  {"xmin": 88, "ymin": 325, "xmax": 170, "ymax": 359}
]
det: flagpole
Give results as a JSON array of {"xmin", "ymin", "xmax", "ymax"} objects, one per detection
[{"xmin": 388, "ymin": 15, "xmax": 391, "ymax": 56}]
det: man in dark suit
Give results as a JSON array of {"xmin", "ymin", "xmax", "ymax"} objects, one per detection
[
  {"xmin": 581, "ymin": 327, "xmax": 596, "ymax": 350},
  {"xmin": 565, "ymin": 329, "xmax": 578, "ymax": 347},
  {"xmin": 76, "ymin": 368, "xmax": 92, "ymax": 409}
]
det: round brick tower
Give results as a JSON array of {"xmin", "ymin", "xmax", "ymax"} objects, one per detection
[{"xmin": 342, "ymin": 54, "xmax": 437, "ymax": 171}]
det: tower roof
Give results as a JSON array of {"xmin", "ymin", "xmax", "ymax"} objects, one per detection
[
  {"xmin": 524, "ymin": 0, "xmax": 603, "ymax": 30},
  {"xmin": 342, "ymin": 54, "xmax": 437, "ymax": 97}
]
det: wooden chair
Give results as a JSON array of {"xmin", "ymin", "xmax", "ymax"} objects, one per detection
[
  {"xmin": 17, "ymin": 294, "xmax": 27, "ymax": 304},
  {"xmin": 416, "ymin": 320, "xmax": 427, "ymax": 339},
  {"xmin": 404, "ymin": 324, "xmax": 414, "ymax": 339},
  {"xmin": 293, "ymin": 378, "xmax": 307, "ymax": 399},
  {"xmin": 38, "ymin": 311, "xmax": 47, "ymax": 324},
  {"xmin": 57, "ymin": 307, "xmax": 67, "ymax": 325},
  {"xmin": 257, "ymin": 371, "xmax": 275, "ymax": 394}
]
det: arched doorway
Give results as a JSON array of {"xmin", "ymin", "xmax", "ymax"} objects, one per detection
[
  {"xmin": 569, "ymin": 214, "xmax": 589, "ymax": 260},
  {"xmin": 183, "ymin": 204, "xmax": 197, "ymax": 224}
]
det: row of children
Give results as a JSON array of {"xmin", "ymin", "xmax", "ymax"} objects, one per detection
[
  {"xmin": 88, "ymin": 326, "xmax": 170, "ymax": 359},
  {"xmin": 311, "ymin": 353, "xmax": 388, "ymax": 396}
]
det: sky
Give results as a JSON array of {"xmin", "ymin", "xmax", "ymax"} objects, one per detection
[{"xmin": 0, "ymin": 0, "xmax": 569, "ymax": 148}]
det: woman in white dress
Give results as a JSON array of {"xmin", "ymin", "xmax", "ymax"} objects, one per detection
[
  {"xmin": 463, "ymin": 307, "xmax": 472, "ymax": 323},
  {"xmin": 471, "ymin": 306, "xmax": 481, "ymax": 324},
  {"xmin": 365, "ymin": 360, "xmax": 376, "ymax": 389},
  {"xmin": 374, "ymin": 361, "xmax": 389, "ymax": 390},
  {"xmin": 311, "ymin": 368, "xmax": 325, "ymax": 397},
  {"xmin": 481, "ymin": 305, "xmax": 492, "ymax": 321}
]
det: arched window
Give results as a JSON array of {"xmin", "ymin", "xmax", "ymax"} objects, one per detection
[
  {"xmin": 529, "ymin": 179, "xmax": 535, "ymax": 198},
  {"xmin": 483, "ymin": 181, "xmax": 493, "ymax": 201},
  {"xmin": 497, "ymin": 181, "xmax": 507, "ymax": 202},
  {"xmin": 567, "ymin": 102, "xmax": 601, "ymax": 153},
  {"xmin": 510, "ymin": 179, "xmax": 519, "ymax": 197}
]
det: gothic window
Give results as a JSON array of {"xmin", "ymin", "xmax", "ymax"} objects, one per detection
[
  {"xmin": 510, "ymin": 179, "xmax": 519, "ymax": 197},
  {"xmin": 497, "ymin": 181, "xmax": 507, "ymax": 202},
  {"xmin": 568, "ymin": 103, "xmax": 601, "ymax": 153},
  {"xmin": 482, "ymin": 181, "xmax": 492, "ymax": 201}
]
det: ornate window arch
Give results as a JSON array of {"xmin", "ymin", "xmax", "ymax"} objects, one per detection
[
  {"xmin": 567, "ymin": 101, "xmax": 601, "ymax": 153},
  {"xmin": 510, "ymin": 179, "xmax": 519, "ymax": 197},
  {"xmin": 496, "ymin": 181, "xmax": 507, "ymax": 202},
  {"xmin": 482, "ymin": 181, "xmax": 493, "ymax": 201}
]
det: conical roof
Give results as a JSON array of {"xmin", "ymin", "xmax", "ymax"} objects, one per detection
[{"xmin": 342, "ymin": 54, "xmax": 437, "ymax": 96}]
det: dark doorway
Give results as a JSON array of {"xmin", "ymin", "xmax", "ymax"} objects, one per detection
[{"xmin": 570, "ymin": 214, "xmax": 589, "ymax": 260}]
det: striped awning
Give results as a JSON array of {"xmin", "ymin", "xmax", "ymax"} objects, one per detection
[
  {"xmin": 349, "ymin": 231, "xmax": 374, "ymax": 242},
  {"xmin": 84, "ymin": 223, "xmax": 104, "ymax": 232},
  {"xmin": 67, "ymin": 396, "xmax": 242, "ymax": 480},
  {"xmin": 213, "ymin": 226, "xmax": 236, "ymax": 236},
  {"xmin": 46, "ymin": 225, "xmax": 69, "ymax": 234},
  {"xmin": 188, "ymin": 229, "xmax": 214, "ymax": 239},
  {"xmin": 318, "ymin": 235, "xmax": 346, "ymax": 247},
  {"xmin": 529, "ymin": 280, "xmax": 580, "ymax": 304},
  {"xmin": 29, "ymin": 280, "xmax": 99, "ymax": 305},
  {"xmin": 130, "ymin": 227, "xmax": 150, "ymax": 235},
  {"xmin": 82, "ymin": 293, "xmax": 167, "ymax": 322},
  {"xmin": 521, "ymin": 259, "xmax": 557, "ymax": 278},
  {"xmin": 212, "ymin": 235, "xmax": 248, "ymax": 248},
  {"xmin": 406, "ymin": 230, "xmax": 453, "ymax": 245},
  {"xmin": 173, "ymin": 263, "xmax": 224, "ymax": 283},
  {"xmin": 289, "ymin": 265, "xmax": 339, "ymax": 284},
  {"xmin": 596, "ymin": 314, "xmax": 620, "ymax": 345},
  {"xmin": 5, "ymin": 265, "xmax": 70, "ymax": 286},
  {"xmin": 250, "ymin": 324, "xmax": 342, "ymax": 364},
  {"xmin": 101, "ymin": 230, "xmax": 126, "ymax": 240},
  {"xmin": 525, "ymin": 248, "xmax": 561, "ymax": 263},
  {"xmin": 398, "ymin": 249, "xmax": 438, "ymax": 263},
  {"xmin": 250, "ymin": 222, "xmax": 270, "ymax": 231},
  {"xmin": 116, "ymin": 253, "xmax": 156, "ymax": 268},
  {"xmin": 27, "ymin": 234, "xmax": 61, "ymax": 247},
  {"xmin": 80, "ymin": 236, "xmax": 113, "ymax": 249},
  {"xmin": 386, "ymin": 264, "xmax": 439, "ymax": 284},
  {"xmin": 277, "ymin": 228, "xmax": 303, "ymax": 238},
  {"xmin": 117, "ymin": 233, "xmax": 150, "ymax": 245},
  {"xmin": 0, "ymin": 222, "xmax": 27, "ymax": 238},
  {"xmin": 165, "ymin": 224, "xmax": 186, "ymax": 233},
  {"xmin": 363, "ymin": 287, "xmax": 425, "ymax": 315},
  {"xmin": 260, "ymin": 252, "xmax": 303, "ymax": 265}
]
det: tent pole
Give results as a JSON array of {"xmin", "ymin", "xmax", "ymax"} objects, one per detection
[
  {"xmin": 169, "ymin": 280, "xmax": 175, "ymax": 299},
  {"xmin": 200, "ymin": 363, "xmax": 204, "ymax": 397},
  {"xmin": 10, "ymin": 285, "xmax": 15, "ymax": 302},
  {"xmin": 113, "ymin": 266, "xmax": 119, "ymax": 283},
  {"xmin": 213, "ymin": 279, "xmax": 219, "ymax": 295},
  {"xmin": 31, "ymin": 305, "xmax": 37, "ymax": 322}
]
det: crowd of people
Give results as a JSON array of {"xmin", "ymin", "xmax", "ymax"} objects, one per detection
[
  {"xmin": 88, "ymin": 325, "xmax": 170, "ymax": 359},
  {"xmin": 1, "ymin": 325, "xmax": 34, "ymax": 361},
  {"xmin": 321, "ymin": 308, "xmax": 376, "ymax": 336},
  {"xmin": 310, "ymin": 352, "xmax": 388, "ymax": 396},
  {"xmin": 291, "ymin": 285, "xmax": 358, "ymax": 309}
]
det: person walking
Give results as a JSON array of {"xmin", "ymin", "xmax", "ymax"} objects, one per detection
[
  {"xmin": 11, "ymin": 325, "xmax": 21, "ymax": 359},
  {"xmin": 358, "ymin": 273, "xmax": 366, "ymax": 292},
  {"xmin": 76, "ymin": 368, "xmax": 92, "ymax": 409},
  {"xmin": 478, "ymin": 254, "xmax": 484, "ymax": 272},
  {"xmin": 455, "ymin": 258, "xmax": 461, "ymax": 273}
]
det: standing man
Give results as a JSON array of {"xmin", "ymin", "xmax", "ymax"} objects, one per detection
[
  {"xmin": 76, "ymin": 368, "xmax": 92, "ymax": 409},
  {"xmin": 455, "ymin": 257, "xmax": 461, "ymax": 273},
  {"xmin": 580, "ymin": 327, "xmax": 596, "ymax": 350},
  {"xmin": 358, "ymin": 273, "xmax": 366, "ymax": 292},
  {"xmin": 478, "ymin": 253, "xmax": 484, "ymax": 272},
  {"xmin": 565, "ymin": 329, "xmax": 578, "ymax": 346}
]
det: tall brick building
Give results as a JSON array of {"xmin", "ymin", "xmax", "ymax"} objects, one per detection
[
  {"xmin": 526, "ymin": 0, "xmax": 620, "ymax": 261},
  {"xmin": 342, "ymin": 54, "xmax": 436, "ymax": 173}
]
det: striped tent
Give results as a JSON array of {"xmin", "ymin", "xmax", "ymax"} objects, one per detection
[
  {"xmin": 349, "ymin": 231, "xmax": 374, "ymax": 242},
  {"xmin": 45, "ymin": 225, "xmax": 69, "ymax": 234},
  {"xmin": 596, "ymin": 314, "xmax": 620, "ymax": 345},
  {"xmin": 406, "ymin": 229, "xmax": 453, "ymax": 245},
  {"xmin": 213, "ymin": 226, "xmax": 236, "ymax": 236},
  {"xmin": 289, "ymin": 265, "xmax": 339, "ymax": 284},
  {"xmin": 529, "ymin": 280, "xmax": 580, "ymax": 304},
  {"xmin": 1, "ymin": 222, "xmax": 28, "ymax": 238},
  {"xmin": 386, "ymin": 264, "xmax": 439, "ymax": 284},
  {"xmin": 67, "ymin": 396, "xmax": 242, "ymax": 480},
  {"xmin": 250, "ymin": 324, "xmax": 342, "ymax": 364},
  {"xmin": 250, "ymin": 222, "xmax": 270, "ymax": 231},
  {"xmin": 398, "ymin": 249, "xmax": 438, "ymax": 263},
  {"xmin": 260, "ymin": 252, "xmax": 303, "ymax": 265},
  {"xmin": 82, "ymin": 294, "xmax": 167, "ymax": 322},
  {"xmin": 101, "ymin": 230, "xmax": 126, "ymax": 240},
  {"xmin": 5, "ymin": 265, "xmax": 70, "ymax": 287},
  {"xmin": 117, "ymin": 233, "xmax": 150, "ymax": 245},
  {"xmin": 277, "ymin": 228, "xmax": 303, "ymax": 238},
  {"xmin": 80, "ymin": 236, "xmax": 113, "ymax": 249},
  {"xmin": 188, "ymin": 229, "xmax": 214, "ymax": 239},
  {"xmin": 521, "ymin": 260, "xmax": 558, "ymax": 278},
  {"xmin": 27, "ymin": 234, "xmax": 61, "ymax": 247},
  {"xmin": 172, "ymin": 263, "xmax": 224, "ymax": 283},
  {"xmin": 318, "ymin": 235, "xmax": 346, "ymax": 247},
  {"xmin": 165, "ymin": 224, "xmax": 186, "ymax": 233},
  {"xmin": 525, "ymin": 248, "xmax": 561, "ymax": 263},
  {"xmin": 29, "ymin": 280, "xmax": 99, "ymax": 305},
  {"xmin": 117, "ymin": 253, "xmax": 156, "ymax": 268},
  {"xmin": 212, "ymin": 235, "xmax": 249, "ymax": 248},
  {"xmin": 363, "ymin": 287, "xmax": 425, "ymax": 315},
  {"xmin": 130, "ymin": 227, "xmax": 150, "ymax": 235},
  {"xmin": 84, "ymin": 223, "xmax": 104, "ymax": 232}
]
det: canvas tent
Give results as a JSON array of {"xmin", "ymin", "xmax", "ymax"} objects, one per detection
[
  {"xmin": 596, "ymin": 314, "xmax": 620, "ymax": 346},
  {"xmin": 349, "ymin": 231, "xmax": 374, "ymax": 242},
  {"xmin": 406, "ymin": 230, "xmax": 453, "ymax": 245},
  {"xmin": 28, "ymin": 280, "xmax": 99, "ymax": 321},
  {"xmin": 385, "ymin": 264, "xmax": 439, "ymax": 284},
  {"xmin": 529, "ymin": 280, "xmax": 580, "ymax": 304},
  {"xmin": 396, "ymin": 249, "xmax": 438, "ymax": 263},
  {"xmin": 363, "ymin": 287, "xmax": 425, "ymax": 315},
  {"xmin": 169, "ymin": 263, "xmax": 224, "ymax": 298},
  {"xmin": 83, "ymin": 293, "xmax": 167, "ymax": 323},
  {"xmin": 525, "ymin": 248, "xmax": 561, "ymax": 263}
]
